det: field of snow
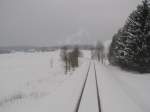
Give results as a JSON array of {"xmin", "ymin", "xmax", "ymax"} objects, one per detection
[
  {"xmin": 0, "ymin": 51, "xmax": 67, "ymax": 108},
  {"xmin": 0, "ymin": 50, "xmax": 91, "ymax": 112},
  {"xmin": 0, "ymin": 50, "xmax": 150, "ymax": 112}
]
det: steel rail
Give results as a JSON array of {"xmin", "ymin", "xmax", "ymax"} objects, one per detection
[
  {"xmin": 94, "ymin": 63, "xmax": 101, "ymax": 112},
  {"xmin": 74, "ymin": 62, "xmax": 91, "ymax": 112}
]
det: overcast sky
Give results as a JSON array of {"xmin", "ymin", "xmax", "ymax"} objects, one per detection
[{"xmin": 0, "ymin": 0, "xmax": 141, "ymax": 46}]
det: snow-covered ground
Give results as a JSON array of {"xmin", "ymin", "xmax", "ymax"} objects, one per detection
[
  {"xmin": 0, "ymin": 50, "xmax": 66, "ymax": 102},
  {"xmin": 0, "ymin": 50, "xmax": 150, "ymax": 112},
  {"xmin": 0, "ymin": 50, "xmax": 91, "ymax": 112},
  {"xmin": 95, "ymin": 62, "xmax": 150, "ymax": 112}
]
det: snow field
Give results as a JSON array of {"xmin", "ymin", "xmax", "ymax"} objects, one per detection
[
  {"xmin": 0, "ymin": 60, "xmax": 90, "ymax": 112},
  {"xmin": 0, "ymin": 50, "xmax": 91, "ymax": 112},
  {"xmin": 0, "ymin": 51, "xmax": 64, "ymax": 100}
]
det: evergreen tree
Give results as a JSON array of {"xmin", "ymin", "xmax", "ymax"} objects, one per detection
[{"xmin": 109, "ymin": 0, "xmax": 150, "ymax": 73}]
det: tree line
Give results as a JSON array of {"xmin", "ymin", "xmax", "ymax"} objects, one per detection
[
  {"xmin": 60, "ymin": 46, "xmax": 81, "ymax": 74},
  {"xmin": 109, "ymin": 0, "xmax": 150, "ymax": 73}
]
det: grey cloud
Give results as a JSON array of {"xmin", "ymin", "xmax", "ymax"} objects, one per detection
[{"xmin": 0, "ymin": 0, "xmax": 141, "ymax": 46}]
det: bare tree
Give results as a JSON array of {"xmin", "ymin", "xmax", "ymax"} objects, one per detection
[
  {"xmin": 95, "ymin": 41, "xmax": 104, "ymax": 63},
  {"xmin": 60, "ymin": 46, "xmax": 68, "ymax": 74},
  {"xmin": 60, "ymin": 46, "xmax": 81, "ymax": 74}
]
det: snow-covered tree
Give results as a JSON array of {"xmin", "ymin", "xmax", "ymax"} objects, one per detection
[{"xmin": 109, "ymin": 0, "xmax": 150, "ymax": 73}]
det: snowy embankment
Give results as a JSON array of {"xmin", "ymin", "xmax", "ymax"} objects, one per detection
[{"xmin": 95, "ymin": 62, "xmax": 150, "ymax": 112}]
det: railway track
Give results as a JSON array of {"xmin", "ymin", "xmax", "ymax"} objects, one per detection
[
  {"xmin": 94, "ymin": 63, "xmax": 101, "ymax": 112},
  {"xmin": 74, "ymin": 62, "xmax": 101, "ymax": 112},
  {"xmin": 74, "ymin": 62, "xmax": 91, "ymax": 112}
]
